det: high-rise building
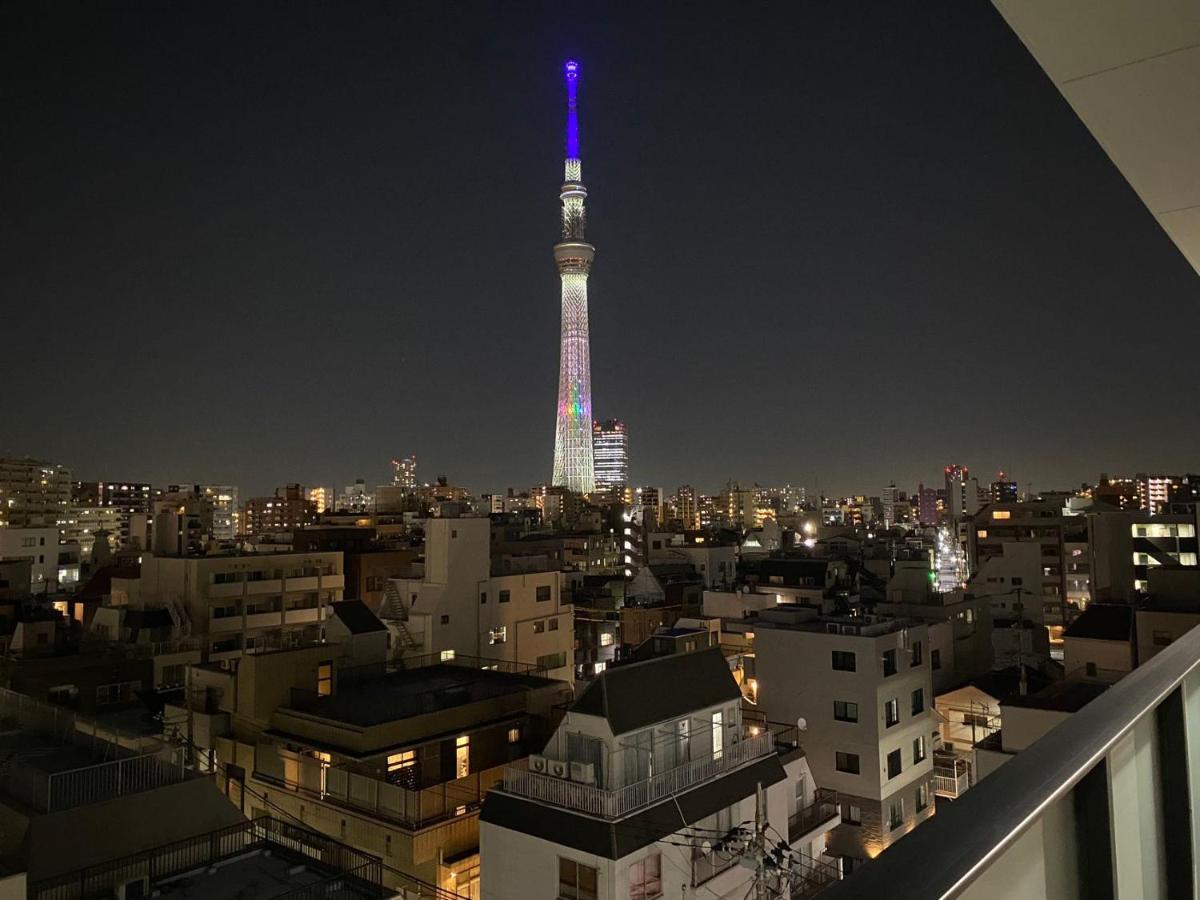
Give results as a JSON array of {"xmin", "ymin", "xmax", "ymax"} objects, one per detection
[
  {"xmin": 990, "ymin": 472, "xmax": 1018, "ymax": 503},
  {"xmin": 0, "ymin": 457, "xmax": 72, "ymax": 529},
  {"xmin": 391, "ymin": 456, "xmax": 417, "ymax": 491},
  {"xmin": 97, "ymin": 481, "xmax": 153, "ymax": 549},
  {"xmin": 945, "ymin": 464, "xmax": 971, "ymax": 519},
  {"xmin": 676, "ymin": 485, "xmax": 699, "ymax": 530},
  {"xmin": 591, "ymin": 419, "xmax": 628, "ymax": 490},
  {"xmin": 882, "ymin": 482, "xmax": 897, "ymax": 528},
  {"xmin": 201, "ymin": 485, "xmax": 238, "ymax": 541},
  {"xmin": 306, "ymin": 485, "xmax": 331, "ymax": 515},
  {"xmin": 243, "ymin": 484, "xmax": 317, "ymax": 536},
  {"xmin": 551, "ymin": 60, "xmax": 596, "ymax": 494}
]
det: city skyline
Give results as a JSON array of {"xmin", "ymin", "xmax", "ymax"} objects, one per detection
[{"xmin": 4, "ymin": 2, "xmax": 1198, "ymax": 497}]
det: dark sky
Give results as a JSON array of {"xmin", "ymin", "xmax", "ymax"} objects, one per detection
[{"xmin": 3, "ymin": 1, "xmax": 1197, "ymax": 499}]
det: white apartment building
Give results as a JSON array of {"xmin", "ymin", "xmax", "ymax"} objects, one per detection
[
  {"xmin": 753, "ymin": 608, "xmax": 935, "ymax": 870},
  {"xmin": 137, "ymin": 550, "xmax": 343, "ymax": 660},
  {"xmin": 0, "ymin": 457, "xmax": 71, "ymax": 529},
  {"xmin": 480, "ymin": 649, "xmax": 841, "ymax": 899},
  {"xmin": 0, "ymin": 527, "xmax": 63, "ymax": 593},
  {"xmin": 59, "ymin": 506, "xmax": 123, "ymax": 561},
  {"xmin": 386, "ymin": 517, "xmax": 574, "ymax": 681}
]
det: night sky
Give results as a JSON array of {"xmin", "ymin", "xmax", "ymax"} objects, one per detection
[{"xmin": 4, "ymin": 1, "xmax": 1197, "ymax": 499}]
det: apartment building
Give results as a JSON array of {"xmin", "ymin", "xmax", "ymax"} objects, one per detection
[
  {"xmin": 753, "ymin": 607, "xmax": 935, "ymax": 870},
  {"xmin": 242, "ymin": 483, "xmax": 318, "ymax": 536},
  {"xmin": 0, "ymin": 457, "xmax": 71, "ymax": 529},
  {"xmin": 1088, "ymin": 508, "xmax": 1199, "ymax": 600},
  {"xmin": 138, "ymin": 549, "xmax": 343, "ymax": 660},
  {"xmin": 0, "ymin": 527, "xmax": 61, "ymax": 594},
  {"xmin": 480, "ymin": 649, "xmax": 841, "ymax": 898},
  {"xmin": 386, "ymin": 518, "xmax": 574, "ymax": 681}
]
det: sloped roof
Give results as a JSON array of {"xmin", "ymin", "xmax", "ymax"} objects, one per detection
[
  {"xmin": 1063, "ymin": 604, "xmax": 1134, "ymax": 642},
  {"xmin": 571, "ymin": 647, "xmax": 741, "ymax": 734},
  {"xmin": 329, "ymin": 600, "xmax": 387, "ymax": 634}
]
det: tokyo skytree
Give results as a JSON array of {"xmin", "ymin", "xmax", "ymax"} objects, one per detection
[{"xmin": 551, "ymin": 59, "xmax": 596, "ymax": 494}]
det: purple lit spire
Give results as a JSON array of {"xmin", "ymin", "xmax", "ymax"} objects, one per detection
[{"xmin": 564, "ymin": 59, "xmax": 580, "ymax": 160}]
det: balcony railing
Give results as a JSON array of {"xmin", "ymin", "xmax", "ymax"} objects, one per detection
[
  {"xmin": 29, "ymin": 817, "xmax": 384, "ymax": 900},
  {"xmin": 789, "ymin": 788, "xmax": 839, "ymax": 843},
  {"xmin": 932, "ymin": 755, "xmax": 970, "ymax": 799},
  {"xmin": 820, "ymin": 620, "xmax": 1200, "ymax": 899},
  {"xmin": 501, "ymin": 731, "xmax": 774, "ymax": 819}
]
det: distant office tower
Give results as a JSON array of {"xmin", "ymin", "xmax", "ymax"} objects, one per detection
[
  {"xmin": 882, "ymin": 482, "xmax": 897, "ymax": 528},
  {"xmin": 676, "ymin": 485, "xmax": 699, "ymax": 530},
  {"xmin": 945, "ymin": 465, "xmax": 970, "ymax": 519},
  {"xmin": 306, "ymin": 486, "xmax": 331, "ymax": 515},
  {"xmin": 591, "ymin": 420, "xmax": 628, "ymax": 490},
  {"xmin": 990, "ymin": 472, "xmax": 1018, "ymax": 504},
  {"xmin": 917, "ymin": 484, "xmax": 939, "ymax": 525},
  {"xmin": 551, "ymin": 60, "xmax": 596, "ymax": 494},
  {"xmin": 391, "ymin": 456, "xmax": 417, "ymax": 491}
]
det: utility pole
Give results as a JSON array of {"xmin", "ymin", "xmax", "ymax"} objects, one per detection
[{"xmin": 754, "ymin": 781, "xmax": 768, "ymax": 900}]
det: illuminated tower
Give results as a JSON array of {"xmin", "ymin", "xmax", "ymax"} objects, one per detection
[{"xmin": 551, "ymin": 59, "xmax": 596, "ymax": 494}]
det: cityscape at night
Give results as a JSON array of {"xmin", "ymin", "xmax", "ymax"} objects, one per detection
[{"xmin": 2, "ymin": 1, "xmax": 1199, "ymax": 898}]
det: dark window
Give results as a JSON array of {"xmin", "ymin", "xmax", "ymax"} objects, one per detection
[
  {"xmin": 911, "ymin": 688, "xmax": 925, "ymax": 716},
  {"xmin": 882, "ymin": 649, "xmax": 897, "ymax": 677},
  {"xmin": 910, "ymin": 641, "xmax": 923, "ymax": 666},
  {"xmin": 888, "ymin": 798, "xmax": 904, "ymax": 830},
  {"xmin": 558, "ymin": 857, "xmax": 598, "ymax": 900},
  {"xmin": 499, "ymin": 590, "xmax": 511, "ymax": 603},
  {"xmin": 833, "ymin": 701, "xmax": 858, "ymax": 723},
  {"xmin": 534, "ymin": 620, "xmax": 546, "ymax": 633},
  {"xmin": 832, "ymin": 650, "xmax": 856, "ymax": 672},
  {"xmin": 1153, "ymin": 630, "xmax": 1174, "ymax": 647},
  {"xmin": 480, "ymin": 592, "xmax": 487, "ymax": 604},
  {"xmin": 440, "ymin": 615, "xmax": 450, "ymax": 625},
  {"xmin": 913, "ymin": 736, "xmax": 927, "ymax": 764},
  {"xmin": 887, "ymin": 748, "xmax": 902, "ymax": 779},
  {"xmin": 835, "ymin": 752, "xmax": 860, "ymax": 775},
  {"xmin": 842, "ymin": 803, "xmax": 862, "ymax": 825},
  {"xmin": 916, "ymin": 782, "xmax": 930, "ymax": 812},
  {"xmin": 538, "ymin": 652, "xmax": 567, "ymax": 670},
  {"xmin": 931, "ymin": 649, "xmax": 942, "ymax": 670},
  {"xmin": 536, "ymin": 585, "xmax": 552, "ymax": 602}
]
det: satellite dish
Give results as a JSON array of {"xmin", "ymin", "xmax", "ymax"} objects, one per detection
[
  {"xmin": 796, "ymin": 717, "xmax": 808, "ymax": 732},
  {"xmin": 700, "ymin": 840, "xmax": 713, "ymax": 856}
]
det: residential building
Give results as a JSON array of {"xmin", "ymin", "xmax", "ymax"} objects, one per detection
[
  {"xmin": 1088, "ymin": 508, "xmax": 1198, "ymax": 600},
  {"xmin": 1061, "ymin": 604, "xmax": 1135, "ymax": 677},
  {"xmin": 0, "ymin": 527, "xmax": 61, "ymax": 594},
  {"xmin": 137, "ymin": 549, "xmax": 343, "ymax": 660},
  {"xmin": 307, "ymin": 485, "xmax": 332, "ymax": 514},
  {"xmin": 0, "ymin": 457, "xmax": 71, "ymax": 529},
  {"xmin": 480, "ymin": 649, "xmax": 841, "ymax": 898},
  {"xmin": 202, "ymin": 484, "xmax": 239, "ymax": 540},
  {"xmin": 59, "ymin": 504, "xmax": 122, "ymax": 562},
  {"xmin": 97, "ymin": 481, "xmax": 154, "ymax": 548},
  {"xmin": 243, "ymin": 483, "xmax": 318, "ymax": 536},
  {"xmin": 754, "ymin": 607, "xmax": 935, "ymax": 869},
  {"xmin": 392, "ymin": 456, "xmax": 418, "ymax": 490},
  {"xmin": 338, "ymin": 479, "xmax": 375, "ymax": 513},
  {"xmin": 210, "ymin": 641, "xmax": 572, "ymax": 896},
  {"xmin": 386, "ymin": 517, "xmax": 574, "ymax": 681}
]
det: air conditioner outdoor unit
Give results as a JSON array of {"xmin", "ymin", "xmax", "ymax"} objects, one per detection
[
  {"xmin": 841, "ymin": 625, "xmax": 857, "ymax": 635},
  {"xmin": 529, "ymin": 754, "xmax": 549, "ymax": 774},
  {"xmin": 570, "ymin": 761, "xmax": 595, "ymax": 784},
  {"xmin": 825, "ymin": 623, "xmax": 839, "ymax": 634},
  {"xmin": 549, "ymin": 760, "xmax": 569, "ymax": 779}
]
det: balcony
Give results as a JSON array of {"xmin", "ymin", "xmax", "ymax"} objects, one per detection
[
  {"xmin": 245, "ymin": 577, "xmax": 283, "ymax": 596},
  {"xmin": 285, "ymin": 606, "xmax": 323, "ymax": 625},
  {"xmin": 789, "ymin": 788, "xmax": 840, "ymax": 843},
  {"xmin": 933, "ymin": 754, "xmax": 971, "ymax": 799},
  {"xmin": 820, "ymin": 619, "xmax": 1200, "ymax": 898},
  {"xmin": 500, "ymin": 731, "xmax": 774, "ymax": 820}
]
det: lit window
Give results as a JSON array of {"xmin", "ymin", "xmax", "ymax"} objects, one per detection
[
  {"xmin": 507, "ymin": 727, "xmax": 521, "ymax": 744},
  {"xmin": 440, "ymin": 649, "xmax": 456, "ymax": 661},
  {"xmin": 976, "ymin": 529, "xmax": 987, "ymax": 539},
  {"xmin": 992, "ymin": 510, "xmax": 1011, "ymax": 520},
  {"xmin": 456, "ymin": 735, "xmax": 470, "ymax": 779},
  {"xmin": 599, "ymin": 632, "xmax": 614, "ymax": 647},
  {"xmin": 317, "ymin": 662, "xmax": 333, "ymax": 696}
]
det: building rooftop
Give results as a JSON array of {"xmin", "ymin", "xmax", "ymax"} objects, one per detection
[
  {"xmin": 286, "ymin": 663, "xmax": 554, "ymax": 727},
  {"xmin": 1063, "ymin": 604, "xmax": 1134, "ymax": 641},
  {"xmin": 329, "ymin": 600, "xmax": 386, "ymax": 634},
  {"xmin": 1003, "ymin": 674, "xmax": 1118, "ymax": 713},
  {"xmin": 754, "ymin": 605, "xmax": 921, "ymax": 637},
  {"xmin": 571, "ymin": 647, "xmax": 741, "ymax": 734}
]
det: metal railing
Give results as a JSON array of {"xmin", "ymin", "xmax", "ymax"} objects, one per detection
[
  {"xmin": 788, "ymin": 788, "xmax": 839, "ymax": 842},
  {"xmin": 29, "ymin": 816, "xmax": 384, "ymax": 900},
  {"xmin": 501, "ymin": 731, "xmax": 774, "ymax": 819},
  {"xmin": 820, "ymin": 621, "xmax": 1200, "ymax": 899},
  {"xmin": 44, "ymin": 752, "xmax": 186, "ymax": 812}
]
